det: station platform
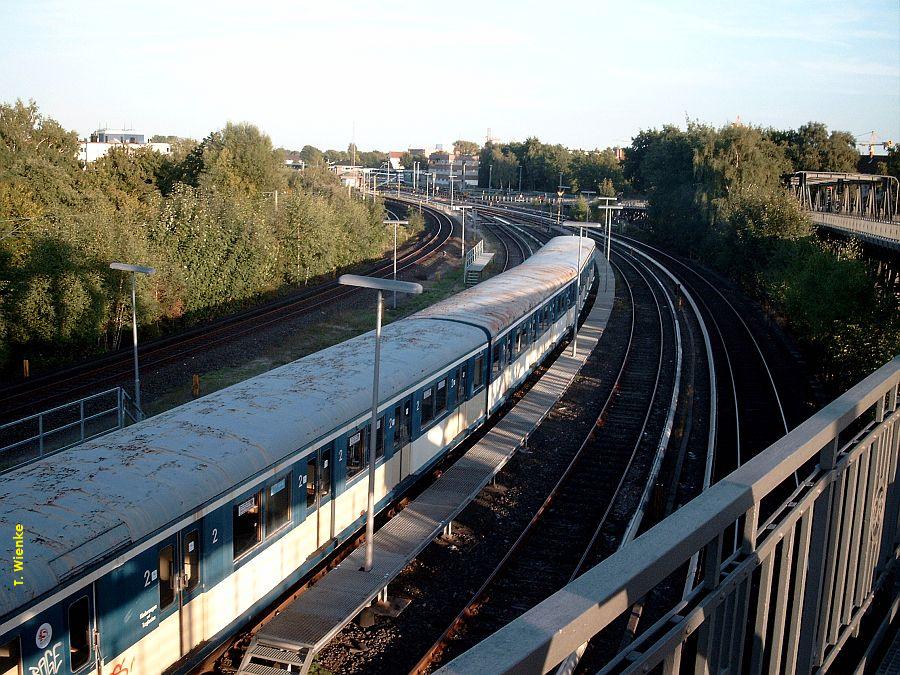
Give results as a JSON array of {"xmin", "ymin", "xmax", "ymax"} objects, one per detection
[{"xmin": 237, "ymin": 256, "xmax": 616, "ymax": 675}]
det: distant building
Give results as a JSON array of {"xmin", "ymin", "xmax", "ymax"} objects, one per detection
[
  {"xmin": 285, "ymin": 159, "xmax": 306, "ymax": 171},
  {"xmin": 80, "ymin": 128, "xmax": 171, "ymax": 163},
  {"xmin": 430, "ymin": 152, "xmax": 480, "ymax": 188},
  {"xmin": 330, "ymin": 164, "xmax": 363, "ymax": 187},
  {"xmin": 388, "ymin": 151, "xmax": 404, "ymax": 171}
]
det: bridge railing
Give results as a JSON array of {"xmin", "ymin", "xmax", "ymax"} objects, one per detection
[
  {"xmin": 808, "ymin": 211, "xmax": 900, "ymax": 250},
  {"xmin": 440, "ymin": 356, "xmax": 900, "ymax": 674}
]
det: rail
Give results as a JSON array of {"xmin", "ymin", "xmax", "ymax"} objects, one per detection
[
  {"xmin": 0, "ymin": 387, "xmax": 141, "ymax": 473},
  {"xmin": 439, "ymin": 356, "xmax": 900, "ymax": 674}
]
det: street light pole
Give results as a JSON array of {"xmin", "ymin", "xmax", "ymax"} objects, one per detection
[
  {"xmin": 450, "ymin": 161, "xmax": 455, "ymax": 210},
  {"xmin": 383, "ymin": 218, "xmax": 408, "ymax": 309},
  {"xmin": 110, "ymin": 262, "xmax": 155, "ymax": 419},
  {"xmin": 338, "ymin": 275, "xmax": 423, "ymax": 573},
  {"xmin": 573, "ymin": 226, "xmax": 583, "ymax": 357}
]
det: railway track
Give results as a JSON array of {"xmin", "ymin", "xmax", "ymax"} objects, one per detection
[
  {"xmin": 411, "ymin": 243, "xmax": 682, "ymax": 673},
  {"xmin": 0, "ymin": 200, "xmax": 454, "ymax": 422}
]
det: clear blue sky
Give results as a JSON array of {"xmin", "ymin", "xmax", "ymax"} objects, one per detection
[{"xmin": 2, "ymin": 0, "xmax": 897, "ymax": 152}]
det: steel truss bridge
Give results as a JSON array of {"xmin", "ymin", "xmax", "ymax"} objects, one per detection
[{"xmin": 789, "ymin": 172, "xmax": 900, "ymax": 251}]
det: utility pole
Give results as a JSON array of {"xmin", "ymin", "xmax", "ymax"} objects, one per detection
[
  {"xmin": 518, "ymin": 165, "xmax": 522, "ymax": 193},
  {"xmin": 489, "ymin": 164, "xmax": 493, "ymax": 194},
  {"xmin": 450, "ymin": 161, "xmax": 455, "ymax": 210}
]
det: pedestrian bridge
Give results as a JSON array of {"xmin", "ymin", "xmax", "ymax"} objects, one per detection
[{"xmin": 440, "ymin": 357, "xmax": 900, "ymax": 674}]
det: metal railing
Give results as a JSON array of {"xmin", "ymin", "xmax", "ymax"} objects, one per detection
[
  {"xmin": 464, "ymin": 239, "xmax": 485, "ymax": 270},
  {"xmin": 809, "ymin": 211, "xmax": 900, "ymax": 251},
  {"xmin": 439, "ymin": 356, "xmax": 900, "ymax": 674},
  {"xmin": 0, "ymin": 387, "xmax": 141, "ymax": 474}
]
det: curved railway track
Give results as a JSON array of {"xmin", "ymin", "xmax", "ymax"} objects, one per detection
[
  {"xmin": 0, "ymin": 200, "xmax": 455, "ymax": 422},
  {"xmin": 411, "ymin": 243, "xmax": 682, "ymax": 673}
]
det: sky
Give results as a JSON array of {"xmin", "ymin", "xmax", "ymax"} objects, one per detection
[{"xmin": 1, "ymin": 0, "xmax": 898, "ymax": 152}]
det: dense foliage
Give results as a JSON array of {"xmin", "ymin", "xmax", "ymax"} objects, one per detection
[
  {"xmin": 477, "ymin": 138, "xmax": 625, "ymax": 195},
  {"xmin": 0, "ymin": 100, "xmax": 397, "ymax": 372},
  {"xmin": 624, "ymin": 121, "xmax": 898, "ymax": 388}
]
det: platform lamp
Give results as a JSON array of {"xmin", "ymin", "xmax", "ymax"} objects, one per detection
[
  {"xmin": 109, "ymin": 262, "xmax": 156, "ymax": 420},
  {"xmin": 562, "ymin": 222, "xmax": 605, "ymax": 357},
  {"xmin": 338, "ymin": 274, "xmax": 423, "ymax": 572},
  {"xmin": 382, "ymin": 217, "xmax": 409, "ymax": 309}
]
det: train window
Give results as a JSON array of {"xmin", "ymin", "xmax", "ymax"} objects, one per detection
[
  {"xmin": 266, "ymin": 474, "xmax": 292, "ymax": 534},
  {"xmin": 347, "ymin": 430, "xmax": 367, "ymax": 480},
  {"xmin": 306, "ymin": 456, "xmax": 317, "ymax": 509},
  {"xmin": 436, "ymin": 378, "xmax": 448, "ymax": 414},
  {"xmin": 492, "ymin": 343, "xmax": 502, "ymax": 376},
  {"xmin": 506, "ymin": 337, "xmax": 513, "ymax": 363},
  {"xmin": 376, "ymin": 417, "xmax": 385, "ymax": 459},
  {"xmin": 68, "ymin": 595, "xmax": 91, "ymax": 671},
  {"xmin": 183, "ymin": 530, "xmax": 200, "ymax": 594},
  {"xmin": 0, "ymin": 637, "xmax": 20, "ymax": 675},
  {"xmin": 159, "ymin": 544, "xmax": 175, "ymax": 608},
  {"xmin": 473, "ymin": 356, "xmax": 484, "ymax": 389},
  {"xmin": 233, "ymin": 491, "xmax": 262, "ymax": 560},
  {"xmin": 422, "ymin": 387, "xmax": 434, "ymax": 425},
  {"xmin": 457, "ymin": 366, "xmax": 467, "ymax": 402}
]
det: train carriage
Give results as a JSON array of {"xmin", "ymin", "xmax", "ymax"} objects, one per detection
[{"xmin": 0, "ymin": 236, "xmax": 595, "ymax": 675}]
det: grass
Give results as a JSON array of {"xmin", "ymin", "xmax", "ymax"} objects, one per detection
[{"xmin": 144, "ymin": 266, "xmax": 468, "ymax": 416}]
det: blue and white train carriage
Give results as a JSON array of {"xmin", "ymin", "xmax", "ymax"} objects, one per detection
[{"xmin": 0, "ymin": 236, "xmax": 596, "ymax": 675}]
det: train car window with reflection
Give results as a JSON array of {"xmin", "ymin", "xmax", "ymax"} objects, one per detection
[
  {"xmin": 233, "ymin": 491, "xmax": 262, "ymax": 560},
  {"xmin": 266, "ymin": 474, "xmax": 291, "ymax": 533}
]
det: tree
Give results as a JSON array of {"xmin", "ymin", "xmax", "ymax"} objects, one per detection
[
  {"xmin": 570, "ymin": 195, "xmax": 589, "ymax": 221},
  {"xmin": 877, "ymin": 146, "xmax": 900, "ymax": 179},
  {"xmin": 569, "ymin": 149, "xmax": 623, "ymax": 194},
  {"xmin": 298, "ymin": 144, "xmax": 324, "ymax": 167},
  {"xmin": 768, "ymin": 122, "xmax": 858, "ymax": 173},
  {"xmin": 191, "ymin": 122, "xmax": 285, "ymax": 197},
  {"xmin": 478, "ymin": 143, "xmax": 519, "ymax": 189},
  {"xmin": 453, "ymin": 140, "xmax": 480, "ymax": 156}
]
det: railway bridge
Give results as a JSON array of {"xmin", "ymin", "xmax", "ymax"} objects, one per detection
[{"xmin": 789, "ymin": 171, "xmax": 900, "ymax": 252}]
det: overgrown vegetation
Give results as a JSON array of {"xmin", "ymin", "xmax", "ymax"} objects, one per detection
[
  {"xmin": 623, "ymin": 121, "xmax": 898, "ymax": 389},
  {"xmin": 0, "ymin": 100, "xmax": 410, "ymax": 373},
  {"xmin": 477, "ymin": 138, "xmax": 624, "ymax": 194}
]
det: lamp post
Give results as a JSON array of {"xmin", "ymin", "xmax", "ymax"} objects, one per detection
[
  {"xmin": 561, "ymin": 222, "xmax": 605, "ymax": 357},
  {"xmin": 456, "ymin": 205, "xmax": 472, "ymax": 264},
  {"xmin": 110, "ymin": 262, "xmax": 155, "ymax": 419},
  {"xmin": 338, "ymin": 275, "xmax": 423, "ymax": 572},
  {"xmin": 383, "ymin": 218, "xmax": 409, "ymax": 309}
]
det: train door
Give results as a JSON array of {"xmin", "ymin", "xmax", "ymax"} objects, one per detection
[
  {"xmin": 64, "ymin": 592, "xmax": 95, "ymax": 674},
  {"xmin": 395, "ymin": 397, "xmax": 412, "ymax": 480},
  {"xmin": 306, "ymin": 445, "xmax": 334, "ymax": 549},
  {"xmin": 455, "ymin": 364, "xmax": 467, "ymax": 436},
  {"xmin": 156, "ymin": 529, "xmax": 203, "ymax": 659}
]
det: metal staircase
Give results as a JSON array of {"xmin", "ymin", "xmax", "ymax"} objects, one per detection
[{"xmin": 236, "ymin": 640, "xmax": 312, "ymax": 675}]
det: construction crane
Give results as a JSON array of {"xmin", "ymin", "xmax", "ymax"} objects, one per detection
[{"xmin": 856, "ymin": 130, "xmax": 895, "ymax": 157}]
